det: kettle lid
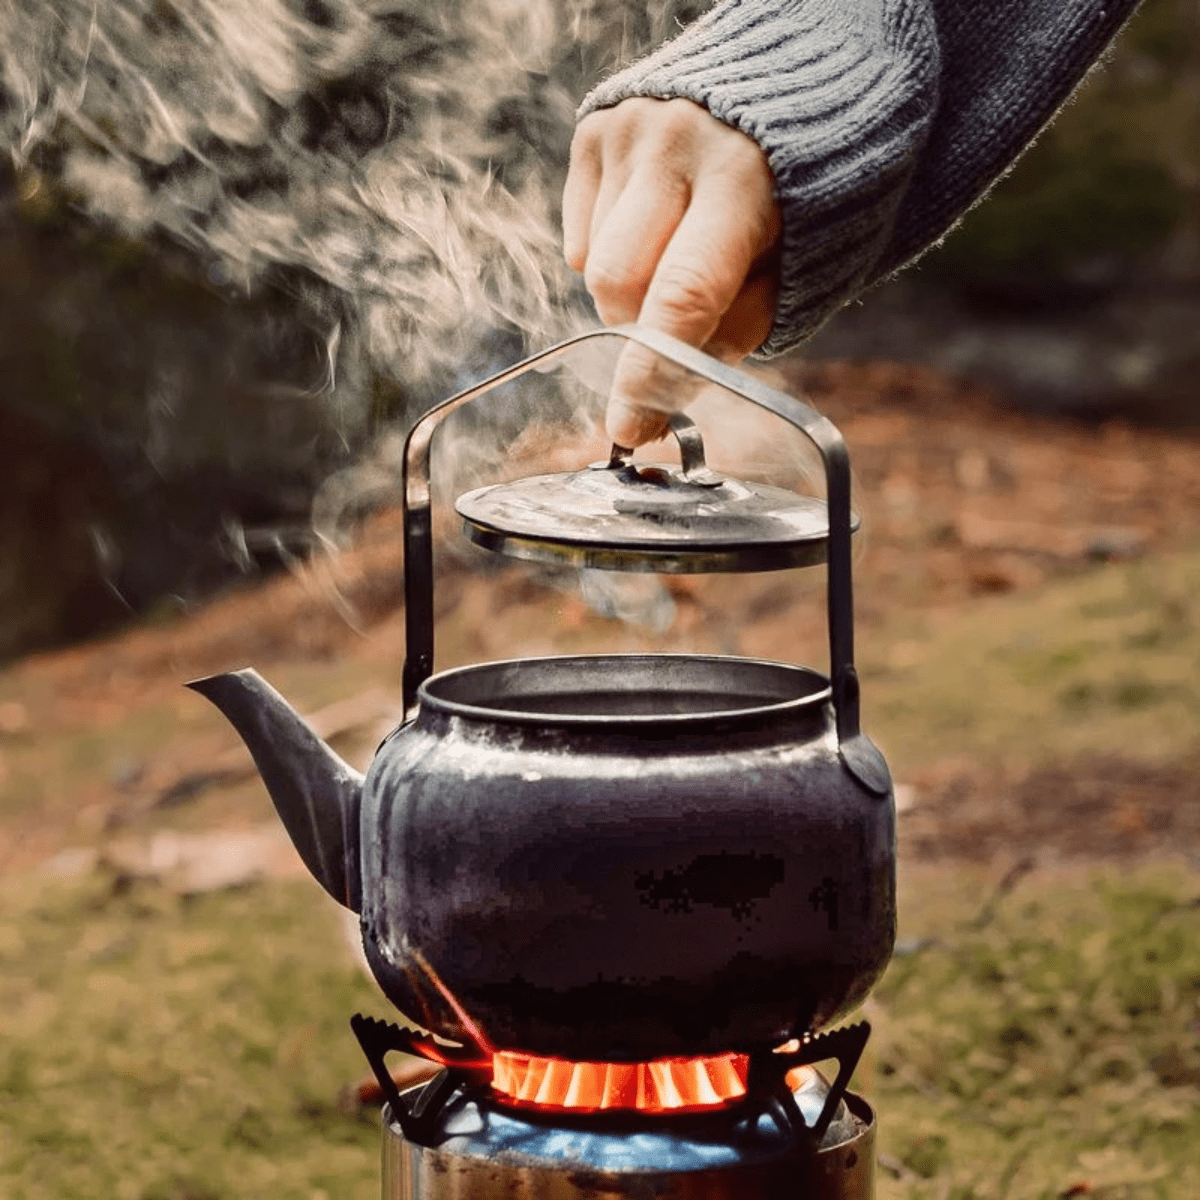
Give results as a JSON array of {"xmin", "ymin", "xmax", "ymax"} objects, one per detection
[{"xmin": 455, "ymin": 413, "xmax": 858, "ymax": 574}]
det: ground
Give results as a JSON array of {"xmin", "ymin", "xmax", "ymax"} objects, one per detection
[{"xmin": 1, "ymin": 359, "xmax": 1197, "ymax": 1199}]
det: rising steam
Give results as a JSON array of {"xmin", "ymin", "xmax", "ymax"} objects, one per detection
[
  {"xmin": 1, "ymin": 0, "xmax": 712, "ymax": 399},
  {"xmin": 0, "ymin": 0, "xmax": 718, "ymax": 638}
]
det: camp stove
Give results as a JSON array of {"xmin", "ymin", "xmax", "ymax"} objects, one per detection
[
  {"xmin": 358, "ymin": 1018, "xmax": 875, "ymax": 1199},
  {"xmin": 192, "ymin": 327, "xmax": 895, "ymax": 1199}
]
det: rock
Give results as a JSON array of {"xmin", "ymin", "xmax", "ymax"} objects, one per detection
[
  {"xmin": 1085, "ymin": 529, "xmax": 1148, "ymax": 562},
  {"xmin": 40, "ymin": 846, "xmax": 100, "ymax": 878}
]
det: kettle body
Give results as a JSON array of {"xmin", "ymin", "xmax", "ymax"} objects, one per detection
[{"xmin": 358, "ymin": 653, "xmax": 894, "ymax": 1060}]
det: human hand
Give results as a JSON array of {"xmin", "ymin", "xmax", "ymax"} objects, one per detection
[{"xmin": 563, "ymin": 97, "xmax": 782, "ymax": 447}]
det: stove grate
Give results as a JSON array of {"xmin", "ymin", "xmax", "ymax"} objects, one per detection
[{"xmin": 350, "ymin": 1013, "xmax": 869, "ymax": 1147}]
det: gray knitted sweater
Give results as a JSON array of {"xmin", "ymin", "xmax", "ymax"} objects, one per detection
[{"xmin": 581, "ymin": 0, "xmax": 1143, "ymax": 356}]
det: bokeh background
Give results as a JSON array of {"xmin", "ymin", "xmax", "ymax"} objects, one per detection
[{"xmin": 0, "ymin": 2, "xmax": 1197, "ymax": 1198}]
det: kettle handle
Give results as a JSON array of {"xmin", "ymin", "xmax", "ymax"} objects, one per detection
[{"xmin": 400, "ymin": 325, "xmax": 889, "ymax": 796}]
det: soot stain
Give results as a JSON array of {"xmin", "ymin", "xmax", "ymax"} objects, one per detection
[
  {"xmin": 634, "ymin": 852, "xmax": 786, "ymax": 920},
  {"xmin": 808, "ymin": 876, "xmax": 841, "ymax": 931}
]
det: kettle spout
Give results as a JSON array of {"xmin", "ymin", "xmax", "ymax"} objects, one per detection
[{"xmin": 187, "ymin": 669, "xmax": 364, "ymax": 911}]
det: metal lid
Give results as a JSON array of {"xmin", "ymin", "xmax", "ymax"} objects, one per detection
[{"xmin": 456, "ymin": 414, "xmax": 857, "ymax": 574}]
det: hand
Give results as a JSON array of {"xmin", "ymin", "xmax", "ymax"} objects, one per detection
[{"xmin": 563, "ymin": 97, "xmax": 782, "ymax": 447}]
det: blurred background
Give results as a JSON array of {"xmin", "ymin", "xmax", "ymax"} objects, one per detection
[
  {"xmin": 0, "ymin": 1, "xmax": 1197, "ymax": 1198},
  {"xmin": 1, "ymin": 0, "xmax": 1196, "ymax": 659}
]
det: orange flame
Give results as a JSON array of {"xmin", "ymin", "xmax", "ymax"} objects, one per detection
[{"xmin": 491, "ymin": 1051, "xmax": 751, "ymax": 1112}]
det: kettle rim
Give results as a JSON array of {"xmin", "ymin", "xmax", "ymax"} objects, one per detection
[{"xmin": 416, "ymin": 652, "xmax": 832, "ymax": 729}]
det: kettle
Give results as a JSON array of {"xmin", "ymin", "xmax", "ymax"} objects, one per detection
[{"xmin": 190, "ymin": 326, "xmax": 893, "ymax": 1062}]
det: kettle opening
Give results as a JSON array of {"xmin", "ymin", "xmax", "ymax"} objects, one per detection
[{"xmin": 419, "ymin": 653, "xmax": 831, "ymax": 725}]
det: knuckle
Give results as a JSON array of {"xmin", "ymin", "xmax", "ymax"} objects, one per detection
[
  {"xmin": 723, "ymin": 150, "xmax": 776, "ymax": 202},
  {"xmin": 650, "ymin": 261, "xmax": 723, "ymax": 319},
  {"xmin": 581, "ymin": 100, "xmax": 650, "ymax": 160},
  {"xmin": 569, "ymin": 122, "xmax": 602, "ymax": 168},
  {"xmin": 584, "ymin": 259, "xmax": 639, "ymax": 313},
  {"xmin": 575, "ymin": 107, "xmax": 613, "ymax": 139},
  {"xmin": 656, "ymin": 98, "xmax": 702, "ymax": 140},
  {"xmin": 704, "ymin": 134, "xmax": 769, "ymax": 184},
  {"xmin": 647, "ymin": 99, "xmax": 708, "ymax": 166}
]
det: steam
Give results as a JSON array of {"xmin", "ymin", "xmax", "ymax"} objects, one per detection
[
  {"xmin": 1, "ymin": 0, "xmax": 713, "ymax": 400},
  {"xmin": 2, "ymin": 0, "xmax": 588, "ymax": 394},
  {"xmin": 0, "ymin": 0, "xmax": 727, "ymax": 634},
  {"xmin": 580, "ymin": 570, "xmax": 677, "ymax": 633}
]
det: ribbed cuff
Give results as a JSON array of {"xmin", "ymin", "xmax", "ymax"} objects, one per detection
[{"xmin": 579, "ymin": 0, "xmax": 940, "ymax": 357}]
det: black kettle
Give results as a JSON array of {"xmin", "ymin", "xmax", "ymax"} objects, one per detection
[{"xmin": 190, "ymin": 326, "xmax": 894, "ymax": 1062}]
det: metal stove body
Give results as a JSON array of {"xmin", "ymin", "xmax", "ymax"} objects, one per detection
[{"xmin": 381, "ymin": 1072, "xmax": 874, "ymax": 1200}]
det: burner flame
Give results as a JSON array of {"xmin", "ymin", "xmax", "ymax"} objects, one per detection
[{"xmin": 491, "ymin": 1052, "xmax": 751, "ymax": 1113}]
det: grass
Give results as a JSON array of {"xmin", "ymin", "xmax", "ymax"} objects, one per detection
[
  {"xmin": 2, "ymin": 543, "xmax": 1198, "ymax": 1197},
  {"xmin": 875, "ymin": 861, "xmax": 1200, "ymax": 1199},
  {"xmin": 0, "ymin": 871, "xmax": 391, "ymax": 1200},
  {"xmin": 864, "ymin": 550, "xmax": 1200, "ymax": 775}
]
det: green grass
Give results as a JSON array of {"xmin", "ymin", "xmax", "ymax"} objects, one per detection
[
  {"xmin": 875, "ymin": 861, "xmax": 1200, "ymax": 1199},
  {"xmin": 0, "ymin": 871, "xmax": 391, "ymax": 1200},
  {"xmin": 2, "ymin": 550, "xmax": 1198, "ymax": 1197},
  {"xmin": 865, "ymin": 550, "xmax": 1200, "ymax": 775}
]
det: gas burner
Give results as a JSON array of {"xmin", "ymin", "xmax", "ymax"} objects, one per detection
[
  {"xmin": 362, "ymin": 1024, "xmax": 876, "ymax": 1200},
  {"xmin": 351, "ymin": 1014, "xmax": 871, "ymax": 1151},
  {"xmin": 490, "ymin": 1049, "xmax": 751, "ymax": 1112}
]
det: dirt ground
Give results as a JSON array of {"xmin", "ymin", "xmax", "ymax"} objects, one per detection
[{"xmin": 2, "ymin": 358, "xmax": 1199, "ymax": 874}]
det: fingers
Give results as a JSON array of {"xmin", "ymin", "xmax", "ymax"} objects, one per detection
[
  {"xmin": 604, "ymin": 271, "xmax": 780, "ymax": 448},
  {"xmin": 564, "ymin": 107, "xmax": 654, "ymax": 275},
  {"xmin": 568, "ymin": 104, "xmax": 694, "ymax": 324},
  {"xmin": 562, "ymin": 120, "xmax": 601, "ymax": 271},
  {"xmin": 563, "ymin": 98, "xmax": 782, "ymax": 446},
  {"xmin": 603, "ymin": 186, "xmax": 778, "ymax": 443},
  {"xmin": 636, "ymin": 168, "xmax": 776, "ymax": 348},
  {"xmin": 603, "ymin": 161, "xmax": 779, "ymax": 448},
  {"xmin": 585, "ymin": 166, "xmax": 690, "ymax": 325},
  {"xmin": 606, "ymin": 343, "xmax": 682, "ymax": 447},
  {"xmin": 706, "ymin": 269, "xmax": 781, "ymax": 361}
]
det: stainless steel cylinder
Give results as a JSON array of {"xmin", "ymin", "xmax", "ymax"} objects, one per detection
[{"xmin": 382, "ymin": 1073, "xmax": 875, "ymax": 1200}]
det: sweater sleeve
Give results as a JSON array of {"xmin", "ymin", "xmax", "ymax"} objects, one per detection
[
  {"xmin": 578, "ymin": 0, "xmax": 942, "ymax": 357},
  {"xmin": 878, "ymin": 0, "xmax": 1144, "ymax": 276}
]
